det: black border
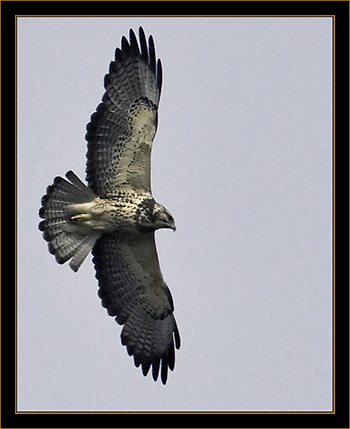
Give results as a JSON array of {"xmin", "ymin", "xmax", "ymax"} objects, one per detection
[{"xmin": 3, "ymin": 1, "xmax": 349, "ymax": 428}]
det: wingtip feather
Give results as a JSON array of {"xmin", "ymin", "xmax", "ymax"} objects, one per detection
[
  {"xmin": 129, "ymin": 28, "xmax": 140, "ymax": 56},
  {"xmin": 121, "ymin": 35, "xmax": 130, "ymax": 52},
  {"xmin": 157, "ymin": 59, "xmax": 162, "ymax": 95},
  {"xmin": 139, "ymin": 26, "xmax": 148, "ymax": 60}
]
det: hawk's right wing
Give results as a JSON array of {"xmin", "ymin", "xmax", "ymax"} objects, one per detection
[
  {"xmin": 85, "ymin": 27, "xmax": 162, "ymax": 198},
  {"xmin": 92, "ymin": 232, "xmax": 180, "ymax": 384}
]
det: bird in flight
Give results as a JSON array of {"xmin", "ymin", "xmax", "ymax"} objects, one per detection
[{"xmin": 39, "ymin": 27, "xmax": 180, "ymax": 384}]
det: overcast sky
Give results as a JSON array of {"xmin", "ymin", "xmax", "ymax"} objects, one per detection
[{"xmin": 17, "ymin": 16, "xmax": 333, "ymax": 412}]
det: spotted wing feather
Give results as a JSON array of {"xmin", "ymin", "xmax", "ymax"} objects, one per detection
[
  {"xmin": 85, "ymin": 27, "xmax": 162, "ymax": 197},
  {"xmin": 92, "ymin": 232, "xmax": 180, "ymax": 384}
]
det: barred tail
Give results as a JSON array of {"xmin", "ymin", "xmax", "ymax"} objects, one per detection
[{"xmin": 39, "ymin": 170, "xmax": 101, "ymax": 272}]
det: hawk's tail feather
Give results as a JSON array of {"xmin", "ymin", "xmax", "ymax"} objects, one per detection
[
  {"xmin": 39, "ymin": 171, "xmax": 100, "ymax": 272},
  {"xmin": 121, "ymin": 306, "xmax": 180, "ymax": 385}
]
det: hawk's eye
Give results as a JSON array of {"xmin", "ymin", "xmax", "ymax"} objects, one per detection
[{"xmin": 160, "ymin": 212, "xmax": 169, "ymax": 222}]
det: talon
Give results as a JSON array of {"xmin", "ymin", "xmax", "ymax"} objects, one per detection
[{"xmin": 70, "ymin": 214, "xmax": 86, "ymax": 222}]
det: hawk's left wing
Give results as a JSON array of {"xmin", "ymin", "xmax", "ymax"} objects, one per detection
[
  {"xmin": 92, "ymin": 232, "xmax": 180, "ymax": 384},
  {"xmin": 85, "ymin": 27, "xmax": 162, "ymax": 198}
]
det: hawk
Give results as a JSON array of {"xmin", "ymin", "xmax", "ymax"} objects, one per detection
[{"xmin": 39, "ymin": 27, "xmax": 180, "ymax": 384}]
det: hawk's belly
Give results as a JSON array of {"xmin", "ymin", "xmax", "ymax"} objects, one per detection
[{"xmin": 67, "ymin": 195, "xmax": 148, "ymax": 235}]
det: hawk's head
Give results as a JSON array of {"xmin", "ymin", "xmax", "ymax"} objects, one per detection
[{"xmin": 152, "ymin": 203, "xmax": 176, "ymax": 231}]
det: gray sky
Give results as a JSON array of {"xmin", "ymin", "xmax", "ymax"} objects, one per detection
[{"xmin": 17, "ymin": 16, "xmax": 333, "ymax": 412}]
